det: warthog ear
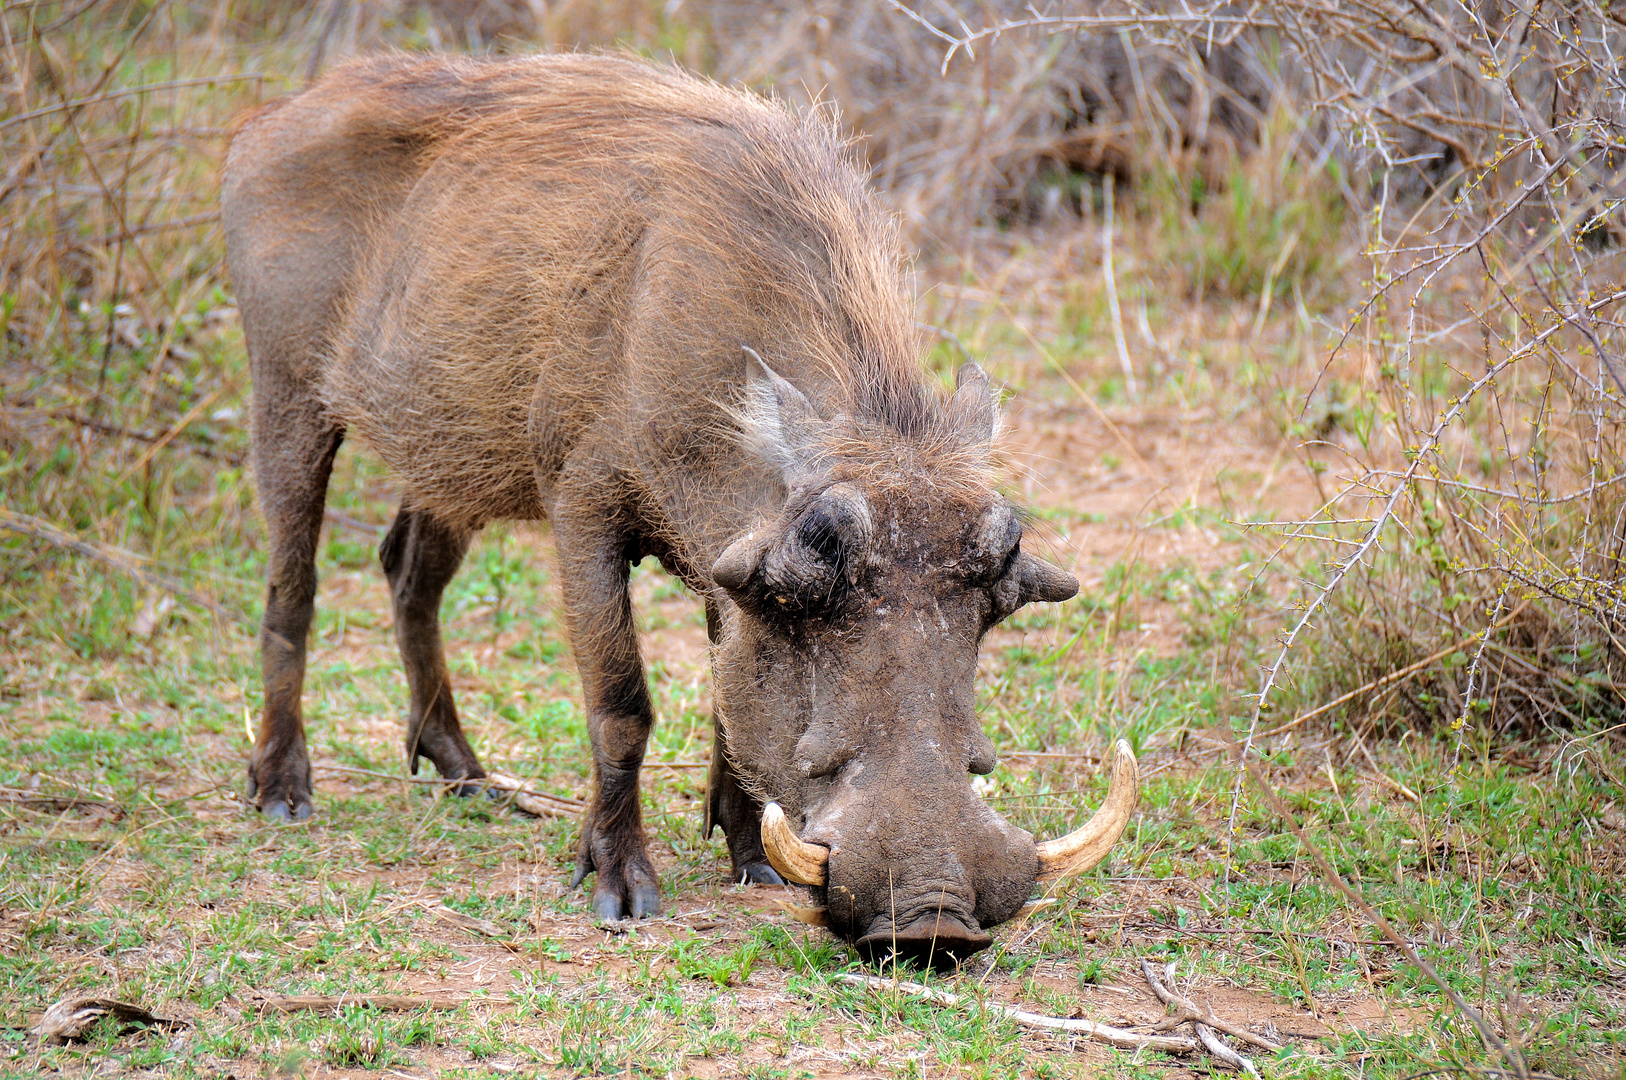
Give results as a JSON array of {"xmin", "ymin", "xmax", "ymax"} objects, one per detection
[
  {"xmin": 952, "ymin": 362, "xmax": 998, "ymax": 445},
  {"xmin": 990, "ymin": 547, "xmax": 1079, "ymax": 623},
  {"xmin": 742, "ymin": 346, "xmax": 825, "ymax": 484},
  {"xmin": 713, "ymin": 531, "xmax": 768, "ymax": 594}
]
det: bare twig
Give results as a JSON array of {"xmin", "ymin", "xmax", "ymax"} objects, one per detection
[
  {"xmin": 255, "ymin": 994, "xmax": 460, "ymax": 1013},
  {"xmin": 0, "ymin": 508, "xmax": 229, "ymax": 618},
  {"xmin": 1140, "ymin": 959, "xmax": 1281, "ymax": 1058},
  {"xmin": 1229, "ymin": 285, "xmax": 1626, "ymax": 844},
  {"xmin": 311, "ymin": 763, "xmax": 584, "ymax": 818},
  {"xmin": 434, "ymin": 905, "xmax": 511, "ymax": 939},
  {"xmin": 0, "ymin": 75, "xmax": 268, "ymax": 132},
  {"xmin": 1196, "ymin": 1020, "xmax": 1260, "ymax": 1076},
  {"xmin": 92, "ymin": 210, "xmax": 221, "ymax": 245},
  {"xmin": 39, "ymin": 410, "xmax": 244, "ymax": 465},
  {"xmin": 1101, "ymin": 181, "xmax": 1136, "ymax": 395},
  {"xmin": 111, "ymin": 389, "xmax": 223, "ymax": 487},
  {"xmin": 835, "ymin": 973, "xmax": 1201, "ymax": 1053}
]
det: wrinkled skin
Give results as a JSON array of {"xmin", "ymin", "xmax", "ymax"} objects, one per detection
[{"xmin": 710, "ymin": 452, "xmax": 1074, "ymax": 961}]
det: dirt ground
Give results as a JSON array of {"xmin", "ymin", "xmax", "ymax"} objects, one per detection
[
  {"xmin": 5, "ymin": 234, "xmax": 1621, "ymax": 1080},
  {"xmin": 6, "ymin": 385, "xmax": 1450, "ymax": 1080}
]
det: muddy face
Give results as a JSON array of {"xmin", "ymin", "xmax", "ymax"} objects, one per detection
[{"xmin": 710, "ymin": 359, "xmax": 1082, "ymax": 962}]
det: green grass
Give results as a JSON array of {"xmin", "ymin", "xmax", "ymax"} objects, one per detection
[
  {"xmin": 3, "ymin": 469, "xmax": 1623, "ymax": 1077},
  {"xmin": 4, "ymin": 279, "xmax": 1622, "ymax": 1077},
  {"xmin": 4, "ymin": 351, "xmax": 1623, "ymax": 1078},
  {"xmin": 3, "ymin": 7, "xmax": 1623, "ymax": 1077}
]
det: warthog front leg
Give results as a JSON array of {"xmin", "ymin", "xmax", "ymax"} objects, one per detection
[
  {"xmin": 553, "ymin": 492, "xmax": 661, "ymax": 921},
  {"xmin": 703, "ymin": 601, "xmax": 784, "ymax": 885},
  {"xmin": 706, "ymin": 726, "xmax": 784, "ymax": 885},
  {"xmin": 379, "ymin": 507, "xmax": 484, "ymax": 788},
  {"xmin": 248, "ymin": 415, "xmax": 344, "ymax": 822}
]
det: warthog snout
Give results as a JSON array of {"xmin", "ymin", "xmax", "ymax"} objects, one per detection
[{"xmin": 760, "ymin": 741, "xmax": 1139, "ymax": 961}]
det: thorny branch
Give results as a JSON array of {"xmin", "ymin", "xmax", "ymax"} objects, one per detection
[
  {"xmin": 880, "ymin": 6, "xmax": 1623, "ymax": 1076},
  {"xmin": 878, "ymin": 0, "xmax": 1626, "ymax": 712}
]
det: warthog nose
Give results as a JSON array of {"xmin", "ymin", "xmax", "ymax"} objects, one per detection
[{"xmin": 854, "ymin": 912, "xmax": 993, "ymax": 967}]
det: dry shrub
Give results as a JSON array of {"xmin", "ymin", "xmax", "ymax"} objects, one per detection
[
  {"xmin": 7, "ymin": 0, "xmax": 1623, "ymax": 746},
  {"xmin": 879, "ymin": 0, "xmax": 1626, "ymax": 740},
  {"xmin": 1, "ymin": 4, "xmax": 278, "ymax": 505},
  {"xmin": 700, "ymin": 0, "xmax": 1281, "ymax": 238},
  {"xmin": 0, "ymin": 1, "xmax": 621, "ymax": 520},
  {"xmin": 1264, "ymin": 0, "xmax": 1626, "ymax": 740}
]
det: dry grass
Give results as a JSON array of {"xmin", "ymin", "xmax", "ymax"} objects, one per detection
[
  {"xmin": 873, "ymin": 0, "xmax": 1626, "ymax": 744},
  {"xmin": 4, "ymin": 2, "xmax": 1626, "ymax": 1078}
]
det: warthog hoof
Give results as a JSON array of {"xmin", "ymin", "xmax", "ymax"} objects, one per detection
[
  {"xmin": 571, "ymin": 837, "xmax": 662, "ymax": 921},
  {"xmin": 589, "ymin": 884, "xmax": 660, "ymax": 923},
  {"xmin": 737, "ymin": 861, "xmax": 784, "ymax": 886},
  {"xmin": 246, "ymin": 745, "xmax": 314, "ymax": 823},
  {"xmin": 259, "ymin": 798, "xmax": 313, "ymax": 823},
  {"xmin": 407, "ymin": 720, "xmax": 485, "ymax": 786}
]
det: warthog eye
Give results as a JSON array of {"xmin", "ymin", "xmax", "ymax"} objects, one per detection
[
  {"xmin": 795, "ymin": 503, "xmax": 850, "ymax": 572},
  {"xmin": 713, "ymin": 482, "xmax": 872, "ymax": 621}
]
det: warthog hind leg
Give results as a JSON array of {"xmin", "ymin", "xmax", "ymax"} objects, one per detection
[{"xmin": 379, "ymin": 507, "xmax": 484, "ymax": 789}]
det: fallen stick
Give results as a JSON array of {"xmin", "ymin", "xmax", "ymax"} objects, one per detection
[
  {"xmin": 1196, "ymin": 1020, "xmax": 1259, "ymax": 1076},
  {"xmin": 0, "ymin": 508, "xmax": 226, "ymax": 618},
  {"xmin": 1142, "ymin": 961, "xmax": 1263, "ymax": 1074},
  {"xmin": 255, "ymin": 994, "xmax": 460, "ymax": 1014},
  {"xmin": 1140, "ymin": 959, "xmax": 1282, "ymax": 1053},
  {"xmin": 36, "ymin": 998, "xmax": 184, "ymax": 1043},
  {"xmin": 835, "ymin": 974, "xmax": 1199, "ymax": 1053},
  {"xmin": 480, "ymin": 772, "xmax": 584, "ymax": 819},
  {"xmin": 313, "ymin": 764, "xmax": 583, "ymax": 819}
]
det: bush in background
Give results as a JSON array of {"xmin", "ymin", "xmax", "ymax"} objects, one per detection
[{"xmin": 5, "ymin": 0, "xmax": 1624, "ymax": 749}]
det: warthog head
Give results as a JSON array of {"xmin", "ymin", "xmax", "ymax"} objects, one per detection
[{"xmin": 711, "ymin": 353, "xmax": 1138, "ymax": 963}]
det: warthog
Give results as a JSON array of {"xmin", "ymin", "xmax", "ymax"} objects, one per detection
[{"xmin": 222, "ymin": 52, "xmax": 1137, "ymax": 960}]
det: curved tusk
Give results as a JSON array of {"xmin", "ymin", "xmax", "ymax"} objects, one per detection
[
  {"xmin": 772, "ymin": 897, "xmax": 830, "ymax": 927},
  {"xmin": 761, "ymin": 801, "xmax": 829, "ymax": 885},
  {"xmin": 1015, "ymin": 897, "xmax": 1057, "ymax": 919},
  {"xmin": 1034, "ymin": 740, "xmax": 1139, "ymax": 883}
]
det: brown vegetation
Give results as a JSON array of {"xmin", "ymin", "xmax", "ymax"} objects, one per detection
[{"xmin": 3, "ymin": 5, "xmax": 1625, "ymax": 1074}]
